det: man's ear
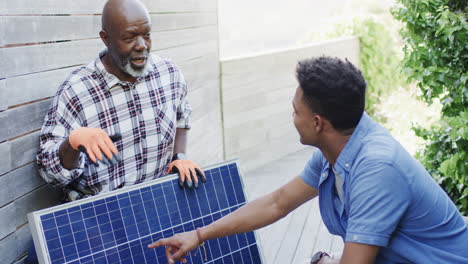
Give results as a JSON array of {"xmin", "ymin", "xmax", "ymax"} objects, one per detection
[
  {"xmin": 314, "ymin": 115, "xmax": 324, "ymax": 133},
  {"xmin": 100, "ymin": 30, "xmax": 110, "ymax": 47}
]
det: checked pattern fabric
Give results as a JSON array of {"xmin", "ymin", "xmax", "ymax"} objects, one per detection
[{"xmin": 37, "ymin": 50, "xmax": 192, "ymax": 200}]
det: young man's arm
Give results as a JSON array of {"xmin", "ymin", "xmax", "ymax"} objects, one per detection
[
  {"xmin": 339, "ymin": 242, "xmax": 379, "ymax": 264},
  {"xmin": 148, "ymin": 176, "xmax": 318, "ymax": 263}
]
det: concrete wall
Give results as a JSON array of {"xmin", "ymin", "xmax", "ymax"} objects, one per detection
[
  {"xmin": 0, "ymin": 1, "xmax": 222, "ymax": 263},
  {"xmin": 220, "ymin": 37, "xmax": 360, "ymax": 172}
]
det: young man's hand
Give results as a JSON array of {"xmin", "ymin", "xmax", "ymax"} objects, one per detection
[{"xmin": 148, "ymin": 230, "xmax": 200, "ymax": 263}]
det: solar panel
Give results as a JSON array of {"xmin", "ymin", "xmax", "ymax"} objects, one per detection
[{"xmin": 28, "ymin": 161, "xmax": 265, "ymax": 264}]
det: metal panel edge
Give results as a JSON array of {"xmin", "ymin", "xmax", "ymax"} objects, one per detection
[
  {"xmin": 27, "ymin": 160, "xmax": 239, "ymax": 218},
  {"xmin": 27, "ymin": 211, "xmax": 49, "ymax": 264},
  {"xmin": 234, "ymin": 159, "xmax": 267, "ymax": 264}
]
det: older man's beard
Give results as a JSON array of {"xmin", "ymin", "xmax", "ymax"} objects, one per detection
[{"xmin": 120, "ymin": 53, "xmax": 151, "ymax": 78}]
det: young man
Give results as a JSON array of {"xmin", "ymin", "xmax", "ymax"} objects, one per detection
[
  {"xmin": 37, "ymin": 0, "xmax": 205, "ymax": 202},
  {"xmin": 149, "ymin": 57, "xmax": 468, "ymax": 264}
]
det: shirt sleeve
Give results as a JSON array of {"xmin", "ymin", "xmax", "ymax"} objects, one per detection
[
  {"xmin": 345, "ymin": 161, "xmax": 410, "ymax": 247},
  {"xmin": 36, "ymin": 86, "xmax": 85, "ymax": 187},
  {"xmin": 301, "ymin": 149, "xmax": 324, "ymax": 189},
  {"xmin": 175, "ymin": 68, "xmax": 192, "ymax": 129}
]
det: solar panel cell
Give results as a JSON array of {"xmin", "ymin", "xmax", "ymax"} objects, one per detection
[{"xmin": 29, "ymin": 161, "xmax": 264, "ymax": 264}]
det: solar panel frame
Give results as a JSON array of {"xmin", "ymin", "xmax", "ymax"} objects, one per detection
[{"xmin": 28, "ymin": 160, "xmax": 265, "ymax": 264}]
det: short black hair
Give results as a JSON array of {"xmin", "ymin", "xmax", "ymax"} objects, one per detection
[{"xmin": 296, "ymin": 56, "xmax": 366, "ymax": 131}]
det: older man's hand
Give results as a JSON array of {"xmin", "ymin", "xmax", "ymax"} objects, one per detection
[{"xmin": 166, "ymin": 159, "xmax": 206, "ymax": 189}]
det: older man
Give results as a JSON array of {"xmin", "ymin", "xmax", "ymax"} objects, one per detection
[
  {"xmin": 27, "ymin": 1, "xmax": 205, "ymax": 263},
  {"xmin": 36, "ymin": 0, "xmax": 205, "ymax": 203}
]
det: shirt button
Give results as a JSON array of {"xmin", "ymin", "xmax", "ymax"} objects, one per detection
[
  {"xmin": 353, "ymin": 235, "xmax": 358, "ymax": 241},
  {"xmin": 345, "ymin": 163, "xmax": 350, "ymax": 167},
  {"xmin": 322, "ymin": 173, "xmax": 327, "ymax": 177}
]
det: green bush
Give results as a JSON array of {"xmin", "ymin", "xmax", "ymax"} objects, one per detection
[
  {"xmin": 329, "ymin": 18, "xmax": 404, "ymax": 120},
  {"xmin": 393, "ymin": 0, "xmax": 468, "ymax": 214}
]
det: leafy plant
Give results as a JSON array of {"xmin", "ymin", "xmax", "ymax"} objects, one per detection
[
  {"xmin": 329, "ymin": 18, "xmax": 404, "ymax": 120},
  {"xmin": 393, "ymin": 0, "xmax": 468, "ymax": 214}
]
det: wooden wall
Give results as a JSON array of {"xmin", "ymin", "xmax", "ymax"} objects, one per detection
[
  {"xmin": 0, "ymin": 1, "xmax": 222, "ymax": 263},
  {"xmin": 220, "ymin": 37, "xmax": 360, "ymax": 172}
]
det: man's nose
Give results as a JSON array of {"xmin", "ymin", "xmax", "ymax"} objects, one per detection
[{"xmin": 134, "ymin": 36, "xmax": 147, "ymax": 51}]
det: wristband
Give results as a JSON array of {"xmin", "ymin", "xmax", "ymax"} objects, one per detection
[{"xmin": 194, "ymin": 228, "xmax": 207, "ymax": 261}]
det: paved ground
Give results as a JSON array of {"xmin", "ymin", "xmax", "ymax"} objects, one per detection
[{"xmin": 242, "ymin": 147, "xmax": 343, "ymax": 264}]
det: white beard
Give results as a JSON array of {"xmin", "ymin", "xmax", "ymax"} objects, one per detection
[{"xmin": 123, "ymin": 60, "xmax": 151, "ymax": 78}]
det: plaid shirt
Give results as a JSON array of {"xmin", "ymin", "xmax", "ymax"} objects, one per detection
[{"xmin": 37, "ymin": 50, "xmax": 191, "ymax": 200}]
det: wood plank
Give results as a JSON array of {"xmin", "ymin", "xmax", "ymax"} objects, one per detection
[
  {"xmin": 1, "ymin": 38, "xmax": 104, "ymax": 78},
  {"xmin": 1, "ymin": 26, "xmax": 217, "ymax": 109},
  {"xmin": 14, "ymin": 185, "xmax": 62, "ymax": 228},
  {"xmin": 179, "ymin": 52, "xmax": 219, "ymax": 92},
  {"xmin": 313, "ymin": 218, "xmax": 334, "ymax": 253},
  {"xmin": 292, "ymin": 199, "xmax": 322, "ymax": 263},
  {"xmin": 221, "ymin": 37, "xmax": 360, "ymax": 66},
  {"xmin": 0, "ymin": 0, "xmax": 217, "ymax": 15},
  {"xmin": 189, "ymin": 79, "xmax": 220, "ymax": 115},
  {"xmin": 0, "ymin": 202, "xmax": 16, "ymax": 240},
  {"xmin": 222, "ymin": 73, "xmax": 295, "ymax": 103},
  {"xmin": 0, "ymin": 232, "xmax": 18, "ymax": 264},
  {"xmin": 14, "ymin": 256, "xmax": 28, "ymax": 264},
  {"xmin": 1, "ymin": 13, "xmax": 216, "ymax": 46},
  {"xmin": 187, "ymin": 110, "xmax": 224, "ymax": 166},
  {"xmin": 0, "ymin": 0, "xmax": 105, "ymax": 15},
  {"xmin": 1, "ymin": 24, "xmax": 217, "ymax": 78},
  {"xmin": 13, "ymin": 163, "xmax": 47, "ymax": 206},
  {"xmin": 224, "ymin": 110, "xmax": 297, "ymax": 156},
  {"xmin": 10, "ymin": 131, "xmax": 41, "ymax": 171},
  {"xmin": 0, "ymin": 79, "xmax": 6, "ymax": 110},
  {"xmin": 221, "ymin": 38, "xmax": 359, "ymax": 81},
  {"xmin": 157, "ymin": 40, "xmax": 218, "ymax": 67},
  {"xmin": 273, "ymin": 202, "xmax": 313, "ymax": 264},
  {"xmin": 330, "ymin": 235, "xmax": 344, "ymax": 253},
  {"xmin": 3, "ymin": 67, "xmax": 77, "ymax": 109},
  {"xmin": 0, "ymin": 171, "xmax": 15, "ymax": 208},
  {"xmin": 0, "ymin": 224, "xmax": 31, "ymax": 264},
  {"xmin": 0, "ymin": 141, "xmax": 12, "ymax": 175},
  {"xmin": 0, "ymin": 99, "xmax": 51, "ymax": 142},
  {"xmin": 223, "ymin": 97, "xmax": 290, "ymax": 130},
  {"xmin": 223, "ymin": 84, "xmax": 292, "ymax": 116},
  {"xmin": 1, "ymin": 15, "xmax": 101, "ymax": 46},
  {"xmin": 0, "ymin": 110, "xmax": 8, "ymax": 142},
  {"xmin": 15, "ymin": 224, "xmax": 31, "ymax": 262},
  {"xmin": 0, "ymin": 132, "xmax": 40, "ymax": 177},
  {"xmin": 260, "ymin": 215, "xmax": 293, "ymax": 264},
  {"xmin": 231, "ymin": 131, "xmax": 305, "ymax": 172},
  {"xmin": 243, "ymin": 157, "xmax": 299, "ymax": 263}
]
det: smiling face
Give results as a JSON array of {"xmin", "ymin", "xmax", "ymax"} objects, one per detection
[{"xmin": 100, "ymin": 0, "xmax": 152, "ymax": 80}]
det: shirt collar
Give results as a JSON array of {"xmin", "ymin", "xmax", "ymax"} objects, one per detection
[
  {"xmin": 334, "ymin": 112, "xmax": 373, "ymax": 172},
  {"xmin": 94, "ymin": 49, "xmax": 155, "ymax": 89}
]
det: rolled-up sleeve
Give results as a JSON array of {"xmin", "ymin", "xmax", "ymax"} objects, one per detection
[
  {"xmin": 301, "ymin": 149, "xmax": 324, "ymax": 189},
  {"xmin": 36, "ymin": 87, "xmax": 85, "ymax": 187}
]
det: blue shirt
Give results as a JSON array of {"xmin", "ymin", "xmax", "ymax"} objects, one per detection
[{"xmin": 301, "ymin": 113, "xmax": 468, "ymax": 263}]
